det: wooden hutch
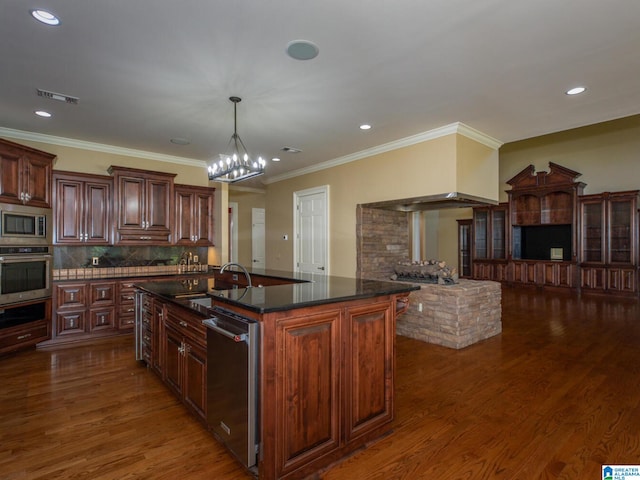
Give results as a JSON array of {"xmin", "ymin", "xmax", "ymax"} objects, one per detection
[{"xmin": 472, "ymin": 162, "xmax": 639, "ymax": 296}]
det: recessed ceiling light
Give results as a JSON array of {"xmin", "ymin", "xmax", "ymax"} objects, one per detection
[
  {"xmin": 30, "ymin": 9, "xmax": 61, "ymax": 26},
  {"xmin": 566, "ymin": 86, "xmax": 586, "ymax": 95},
  {"xmin": 286, "ymin": 40, "xmax": 319, "ymax": 61},
  {"xmin": 170, "ymin": 137, "xmax": 191, "ymax": 145},
  {"xmin": 272, "ymin": 157, "xmax": 281, "ymax": 162},
  {"xmin": 35, "ymin": 110, "xmax": 52, "ymax": 118},
  {"xmin": 360, "ymin": 124, "xmax": 372, "ymax": 130}
]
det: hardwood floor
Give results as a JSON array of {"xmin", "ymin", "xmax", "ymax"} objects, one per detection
[{"xmin": 2, "ymin": 286, "xmax": 640, "ymax": 479}]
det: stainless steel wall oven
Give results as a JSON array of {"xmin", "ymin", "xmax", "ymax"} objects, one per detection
[{"xmin": 0, "ymin": 245, "xmax": 52, "ymax": 306}]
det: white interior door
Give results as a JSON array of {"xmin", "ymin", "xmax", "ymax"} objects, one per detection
[
  {"xmin": 294, "ymin": 186, "xmax": 328, "ymax": 275},
  {"xmin": 251, "ymin": 207, "xmax": 265, "ymax": 269}
]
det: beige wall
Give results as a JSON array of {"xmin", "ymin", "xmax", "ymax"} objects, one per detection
[
  {"xmin": 228, "ymin": 190, "xmax": 266, "ymax": 266},
  {"xmin": 263, "ymin": 132, "xmax": 498, "ymax": 277},
  {"xmin": 499, "ymin": 114, "xmax": 640, "ymax": 200}
]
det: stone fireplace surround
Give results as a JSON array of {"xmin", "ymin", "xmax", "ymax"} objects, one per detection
[{"xmin": 356, "ymin": 205, "xmax": 502, "ymax": 349}]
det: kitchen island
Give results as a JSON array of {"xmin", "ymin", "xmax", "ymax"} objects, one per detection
[{"xmin": 135, "ymin": 269, "xmax": 418, "ymax": 480}]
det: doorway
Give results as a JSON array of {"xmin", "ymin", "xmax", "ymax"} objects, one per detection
[{"xmin": 294, "ymin": 186, "xmax": 329, "ymax": 275}]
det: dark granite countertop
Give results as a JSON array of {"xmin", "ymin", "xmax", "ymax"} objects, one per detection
[{"xmin": 135, "ymin": 268, "xmax": 419, "ymax": 314}]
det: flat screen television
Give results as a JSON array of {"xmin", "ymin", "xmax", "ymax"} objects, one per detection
[{"xmin": 513, "ymin": 224, "xmax": 572, "ymax": 261}]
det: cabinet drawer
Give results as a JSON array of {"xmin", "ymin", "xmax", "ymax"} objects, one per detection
[
  {"xmin": 56, "ymin": 310, "xmax": 86, "ymax": 335},
  {"xmin": 89, "ymin": 307, "xmax": 116, "ymax": 332},
  {"xmin": 90, "ymin": 282, "xmax": 116, "ymax": 306},
  {"xmin": 0, "ymin": 321, "xmax": 50, "ymax": 352},
  {"xmin": 165, "ymin": 310, "xmax": 206, "ymax": 346},
  {"xmin": 119, "ymin": 313, "xmax": 136, "ymax": 329},
  {"xmin": 55, "ymin": 283, "xmax": 87, "ymax": 309}
]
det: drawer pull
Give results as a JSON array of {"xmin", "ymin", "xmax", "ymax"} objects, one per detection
[
  {"xmin": 179, "ymin": 321, "xmax": 188, "ymax": 328},
  {"xmin": 17, "ymin": 333, "xmax": 32, "ymax": 340},
  {"xmin": 127, "ymin": 308, "xmax": 135, "ymax": 313}
]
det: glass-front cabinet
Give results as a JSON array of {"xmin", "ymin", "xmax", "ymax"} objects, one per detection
[
  {"xmin": 472, "ymin": 204, "xmax": 508, "ymax": 280},
  {"xmin": 579, "ymin": 191, "xmax": 638, "ymax": 295}
]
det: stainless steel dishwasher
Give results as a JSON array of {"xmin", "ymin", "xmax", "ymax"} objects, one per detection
[{"xmin": 203, "ymin": 307, "xmax": 259, "ymax": 470}]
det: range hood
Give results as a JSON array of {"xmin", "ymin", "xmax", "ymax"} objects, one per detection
[{"xmin": 360, "ymin": 192, "xmax": 497, "ymax": 212}]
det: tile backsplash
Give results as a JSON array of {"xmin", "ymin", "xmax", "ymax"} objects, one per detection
[{"xmin": 54, "ymin": 245, "xmax": 209, "ymax": 269}]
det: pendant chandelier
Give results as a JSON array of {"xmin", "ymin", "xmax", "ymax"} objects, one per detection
[{"xmin": 207, "ymin": 96, "xmax": 266, "ymax": 183}]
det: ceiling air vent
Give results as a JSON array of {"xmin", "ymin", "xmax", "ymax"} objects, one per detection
[
  {"xmin": 37, "ymin": 89, "xmax": 79, "ymax": 104},
  {"xmin": 281, "ymin": 146, "xmax": 301, "ymax": 153}
]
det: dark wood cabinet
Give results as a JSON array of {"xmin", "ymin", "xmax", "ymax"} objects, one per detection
[
  {"xmin": 0, "ymin": 299, "xmax": 51, "ymax": 354},
  {"xmin": 53, "ymin": 171, "xmax": 112, "ymax": 245},
  {"xmin": 579, "ymin": 191, "xmax": 638, "ymax": 295},
  {"xmin": 261, "ymin": 295, "xmax": 399, "ymax": 480},
  {"xmin": 109, "ymin": 166, "xmax": 176, "ymax": 244},
  {"xmin": 472, "ymin": 203, "xmax": 508, "ymax": 280},
  {"xmin": 174, "ymin": 184, "xmax": 215, "ymax": 246},
  {"xmin": 162, "ymin": 303, "xmax": 207, "ymax": 421},
  {"xmin": 0, "ymin": 138, "xmax": 55, "ymax": 207},
  {"xmin": 53, "ymin": 281, "xmax": 117, "ymax": 338}
]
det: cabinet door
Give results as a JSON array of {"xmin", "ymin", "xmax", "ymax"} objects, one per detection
[
  {"xmin": 0, "ymin": 150, "xmax": 24, "ymax": 204},
  {"xmin": 608, "ymin": 197, "xmax": 634, "ymax": 264},
  {"xmin": 146, "ymin": 178, "xmax": 172, "ymax": 232},
  {"xmin": 275, "ymin": 310, "xmax": 341, "ymax": 475},
  {"xmin": 580, "ymin": 198, "xmax": 604, "ymax": 263},
  {"xmin": 183, "ymin": 341, "xmax": 207, "ymax": 421},
  {"xmin": 55, "ymin": 178, "xmax": 84, "ymax": 243},
  {"xmin": 84, "ymin": 180, "xmax": 111, "ymax": 244},
  {"xmin": 344, "ymin": 301, "xmax": 394, "ymax": 442},
  {"xmin": 164, "ymin": 324, "xmax": 184, "ymax": 398},
  {"xmin": 24, "ymin": 154, "xmax": 52, "ymax": 207},
  {"xmin": 194, "ymin": 191, "xmax": 214, "ymax": 245},
  {"xmin": 174, "ymin": 189, "xmax": 195, "ymax": 244},
  {"xmin": 116, "ymin": 175, "xmax": 146, "ymax": 229}
]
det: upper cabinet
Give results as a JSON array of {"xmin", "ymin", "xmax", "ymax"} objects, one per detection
[
  {"xmin": 53, "ymin": 171, "xmax": 112, "ymax": 245},
  {"xmin": 109, "ymin": 166, "xmax": 176, "ymax": 245},
  {"xmin": 174, "ymin": 184, "xmax": 215, "ymax": 246},
  {"xmin": 507, "ymin": 162, "xmax": 585, "ymax": 226},
  {"xmin": 0, "ymin": 138, "xmax": 56, "ymax": 208}
]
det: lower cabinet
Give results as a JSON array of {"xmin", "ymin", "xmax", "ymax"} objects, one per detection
[
  {"xmin": 581, "ymin": 265, "xmax": 637, "ymax": 295},
  {"xmin": 263, "ymin": 297, "xmax": 395, "ymax": 480},
  {"xmin": 50, "ymin": 279, "xmax": 137, "ymax": 345},
  {"xmin": 0, "ymin": 299, "xmax": 51, "ymax": 354},
  {"xmin": 149, "ymin": 301, "xmax": 207, "ymax": 422}
]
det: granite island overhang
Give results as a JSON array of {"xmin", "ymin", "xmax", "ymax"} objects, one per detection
[{"xmin": 134, "ymin": 269, "xmax": 419, "ymax": 480}]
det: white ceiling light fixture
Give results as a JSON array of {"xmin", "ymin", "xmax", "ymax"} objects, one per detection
[
  {"xmin": 35, "ymin": 110, "xmax": 52, "ymax": 118},
  {"xmin": 566, "ymin": 86, "xmax": 586, "ymax": 95},
  {"xmin": 207, "ymin": 96, "xmax": 266, "ymax": 183},
  {"xmin": 30, "ymin": 9, "xmax": 61, "ymax": 26},
  {"xmin": 360, "ymin": 124, "xmax": 372, "ymax": 130},
  {"xmin": 286, "ymin": 40, "xmax": 319, "ymax": 60},
  {"xmin": 272, "ymin": 157, "xmax": 281, "ymax": 162}
]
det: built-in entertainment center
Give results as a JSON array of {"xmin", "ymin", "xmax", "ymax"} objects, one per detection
[{"xmin": 472, "ymin": 162, "xmax": 639, "ymax": 296}]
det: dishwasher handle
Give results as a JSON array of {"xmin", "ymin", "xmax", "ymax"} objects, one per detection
[{"xmin": 203, "ymin": 318, "xmax": 248, "ymax": 343}]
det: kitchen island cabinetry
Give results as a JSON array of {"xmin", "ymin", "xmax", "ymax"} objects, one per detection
[
  {"xmin": 109, "ymin": 166, "xmax": 176, "ymax": 245},
  {"xmin": 0, "ymin": 138, "xmax": 56, "ymax": 208},
  {"xmin": 163, "ymin": 303, "xmax": 207, "ymax": 422},
  {"xmin": 53, "ymin": 171, "xmax": 112, "ymax": 245},
  {"xmin": 135, "ymin": 272, "xmax": 417, "ymax": 480},
  {"xmin": 174, "ymin": 184, "xmax": 215, "ymax": 246}
]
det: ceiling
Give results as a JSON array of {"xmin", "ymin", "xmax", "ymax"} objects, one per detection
[{"xmin": 2, "ymin": 1, "xmax": 639, "ymax": 187}]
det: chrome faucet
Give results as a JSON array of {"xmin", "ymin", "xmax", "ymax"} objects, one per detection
[{"xmin": 220, "ymin": 262, "xmax": 252, "ymax": 288}]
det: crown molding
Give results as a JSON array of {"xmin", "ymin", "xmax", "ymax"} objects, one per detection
[
  {"xmin": 0, "ymin": 127, "xmax": 206, "ymax": 168},
  {"xmin": 264, "ymin": 122, "xmax": 503, "ymax": 184}
]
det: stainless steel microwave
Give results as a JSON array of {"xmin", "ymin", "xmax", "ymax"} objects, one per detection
[{"xmin": 0, "ymin": 203, "xmax": 52, "ymax": 246}]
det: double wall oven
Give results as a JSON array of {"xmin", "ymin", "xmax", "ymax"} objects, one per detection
[{"xmin": 0, "ymin": 203, "xmax": 53, "ymax": 335}]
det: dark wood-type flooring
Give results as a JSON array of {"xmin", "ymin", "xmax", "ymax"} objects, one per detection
[{"xmin": 2, "ymin": 286, "xmax": 640, "ymax": 479}]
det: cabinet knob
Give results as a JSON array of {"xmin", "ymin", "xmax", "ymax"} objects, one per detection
[{"xmin": 179, "ymin": 320, "xmax": 188, "ymax": 328}]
